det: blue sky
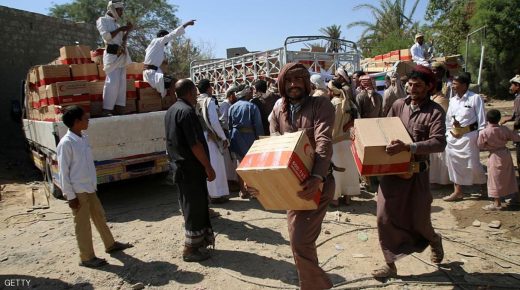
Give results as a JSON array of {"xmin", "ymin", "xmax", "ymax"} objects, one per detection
[{"xmin": 0, "ymin": 0, "xmax": 428, "ymax": 58}]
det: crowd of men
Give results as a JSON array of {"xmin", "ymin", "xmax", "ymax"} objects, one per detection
[{"xmin": 55, "ymin": 1, "xmax": 520, "ymax": 288}]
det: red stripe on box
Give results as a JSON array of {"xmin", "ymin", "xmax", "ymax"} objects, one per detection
[
  {"xmin": 31, "ymin": 101, "xmax": 40, "ymax": 109},
  {"xmin": 126, "ymin": 91, "xmax": 137, "ymax": 99},
  {"xmin": 288, "ymin": 152, "xmax": 321, "ymax": 206},
  {"xmin": 127, "ymin": 74, "xmax": 143, "ymax": 81},
  {"xmin": 60, "ymin": 58, "xmax": 92, "ymax": 65},
  {"xmin": 48, "ymin": 94, "xmax": 91, "ymax": 105},
  {"xmin": 90, "ymin": 93, "xmax": 103, "ymax": 102},
  {"xmin": 350, "ymin": 143, "xmax": 409, "ymax": 175},
  {"xmin": 38, "ymin": 77, "xmax": 71, "ymax": 87},
  {"xmin": 400, "ymin": 56, "xmax": 412, "ymax": 61},
  {"xmin": 39, "ymin": 98, "xmax": 49, "ymax": 107},
  {"xmin": 134, "ymin": 81, "xmax": 151, "ymax": 88},
  {"xmin": 73, "ymin": 75, "xmax": 99, "ymax": 81}
]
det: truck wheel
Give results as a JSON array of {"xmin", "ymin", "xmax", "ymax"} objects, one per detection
[{"xmin": 45, "ymin": 163, "xmax": 63, "ymax": 200}]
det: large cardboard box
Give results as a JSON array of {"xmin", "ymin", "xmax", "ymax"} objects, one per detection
[
  {"xmin": 137, "ymin": 98, "xmax": 162, "ymax": 113},
  {"xmin": 137, "ymin": 87, "xmax": 161, "ymax": 101},
  {"xmin": 98, "ymin": 64, "xmax": 106, "ymax": 80},
  {"xmin": 236, "ymin": 131, "xmax": 320, "ymax": 210},
  {"xmin": 162, "ymin": 93, "xmax": 176, "ymax": 110},
  {"xmin": 47, "ymin": 81, "xmax": 90, "ymax": 105},
  {"xmin": 400, "ymin": 49, "xmax": 412, "ymax": 61},
  {"xmin": 70, "ymin": 63, "xmax": 99, "ymax": 81},
  {"xmin": 126, "ymin": 62, "xmax": 144, "ymax": 80},
  {"xmin": 87, "ymin": 81, "xmax": 105, "ymax": 102},
  {"xmin": 46, "ymin": 102, "xmax": 91, "ymax": 122},
  {"xmin": 38, "ymin": 65, "xmax": 71, "ymax": 87},
  {"xmin": 351, "ymin": 117, "xmax": 413, "ymax": 176},
  {"xmin": 390, "ymin": 50, "xmax": 400, "ymax": 61},
  {"xmin": 59, "ymin": 45, "xmax": 92, "ymax": 64},
  {"xmin": 28, "ymin": 66, "xmax": 39, "ymax": 89},
  {"xmin": 124, "ymin": 99, "xmax": 137, "ymax": 114},
  {"xmin": 37, "ymin": 86, "xmax": 48, "ymax": 108},
  {"xmin": 126, "ymin": 79, "xmax": 137, "ymax": 100},
  {"xmin": 90, "ymin": 101, "xmax": 103, "ymax": 117}
]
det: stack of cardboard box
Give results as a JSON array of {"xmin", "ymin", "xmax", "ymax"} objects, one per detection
[{"xmin": 135, "ymin": 81, "xmax": 162, "ymax": 113}]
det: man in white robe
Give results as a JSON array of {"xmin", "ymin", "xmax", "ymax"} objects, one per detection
[
  {"xmin": 143, "ymin": 20, "xmax": 195, "ymax": 98},
  {"xmin": 196, "ymin": 79, "xmax": 230, "ymax": 203},
  {"xmin": 96, "ymin": 0, "xmax": 132, "ymax": 115},
  {"xmin": 444, "ymin": 73, "xmax": 486, "ymax": 201},
  {"xmin": 220, "ymin": 85, "xmax": 239, "ymax": 182},
  {"xmin": 410, "ymin": 33, "xmax": 430, "ymax": 67}
]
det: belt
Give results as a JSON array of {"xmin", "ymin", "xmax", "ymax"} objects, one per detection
[
  {"xmin": 143, "ymin": 64, "xmax": 158, "ymax": 71},
  {"xmin": 451, "ymin": 122, "xmax": 478, "ymax": 135},
  {"xmin": 237, "ymin": 127, "xmax": 254, "ymax": 133},
  {"xmin": 106, "ymin": 44, "xmax": 119, "ymax": 55}
]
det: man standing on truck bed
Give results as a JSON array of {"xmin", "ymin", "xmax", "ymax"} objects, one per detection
[
  {"xmin": 57, "ymin": 105, "xmax": 133, "ymax": 268},
  {"xmin": 143, "ymin": 20, "xmax": 196, "ymax": 99},
  {"xmin": 96, "ymin": 0, "xmax": 132, "ymax": 116},
  {"xmin": 165, "ymin": 79, "xmax": 216, "ymax": 262}
]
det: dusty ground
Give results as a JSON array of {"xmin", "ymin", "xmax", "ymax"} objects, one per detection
[{"xmin": 0, "ymin": 100, "xmax": 519, "ymax": 290}]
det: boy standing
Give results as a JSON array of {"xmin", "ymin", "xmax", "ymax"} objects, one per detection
[{"xmin": 57, "ymin": 106, "xmax": 132, "ymax": 267}]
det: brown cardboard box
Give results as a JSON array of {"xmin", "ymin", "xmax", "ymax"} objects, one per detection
[
  {"xmin": 400, "ymin": 49, "xmax": 412, "ymax": 61},
  {"xmin": 59, "ymin": 45, "xmax": 92, "ymax": 64},
  {"xmin": 37, "ymin": 86, "xmax": 48, "ymax": 108},
  {"xmin": 70, "ymin": 63, "xmax": 99, "ymax": 81},
  {"xmin": 137, "ymin": 87, "xmax": 161, "ymax": 101},
  {"xmin": 46, "ymin": 102, "xmax": 91, "ymax": 122},
  {"xmin": 38, "ymin": 65, "xmax": 71, "ymax": 87},
  {"xmin": 395, "ymin": 61, "xmax": 416, "ymax": 77},
  {"xmin": 98, "ymin": 64, "xmax": 106, "ymax": 80},
  {"xmin": 126, "ymin": 79, "xmax": 137, "ymax": 100},
  {"xmin": 87, "ymin": 81, "xmax": 105, "ymax": 102},
  {"xmin": 390, "ymin": 50, "xmax": 400, "ymax": 61},
  {"xmin": 90, "ymin": 101, "xmax": 103, "ymax": 117},
  {"xmin": 28, "ymin": 91, "xmax": 40, "ymax": 109},
  {"xmin": 383, "ymin": 53, "xmax": 391, "ymax": 61},
  {"xmin": 351, "ymin": 117, "xmax": 413, "ymax": 176},
  {"xmin": 236, "ymin": 131, "xmax": 320, "ymax": 210},
  {"xmin": 124, "ymin": 99, "xmax": 137, "ymax": 114},
  {"xmin": 47, "ymin": 81, "xmax": 90, "ymax": 105},
  {"xmin": 137, "ymin": 98, "xmax": 162, "ymax": 113},
  {"xmin": 28, "ymin": 66, "xmax": 39, "ymax": 89},
  {"xmin": 162, "ymin": 93, "xmax": 176, "ymax": 110},
  {"xmin": 126, "ymin": 62, "xmax": 144, "ymax": 80}
]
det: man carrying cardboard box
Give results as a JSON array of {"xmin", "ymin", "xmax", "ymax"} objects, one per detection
[
  {"xmin": 257, "ymin": 63, "xmax": 335, "ymax": 289},
  {"xmin": 143, "ymin": 20, "xmax": 196, "ymax": 98},
  {"xmin": 372, "ymin": 65, "xmax": 446, "ymax": 278},
  {"xmin": 96, "ymin": 0, "xmax": 133, "ymax": 116}
]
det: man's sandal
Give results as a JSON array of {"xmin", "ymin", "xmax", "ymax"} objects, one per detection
[
  {"xmin": 371, "ymin": 264, "xmax": 397, "ymax": 278},
  {"xmin": 442, "ymin": 193, "xmax": 463, "ymax": 202},
  {"xmin": 79, "ymin": 257, "xmax": 108, "ymax": 268},
  {"xmin": 106, "ymin": 241, "xmax": 133, "ymax": 253}
]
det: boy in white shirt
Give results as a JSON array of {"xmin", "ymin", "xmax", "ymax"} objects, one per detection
[{"xmin": 57, "ymin": 105, "xmax": 132, "ymax": 268}]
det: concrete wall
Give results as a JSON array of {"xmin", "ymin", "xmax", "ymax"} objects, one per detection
[{"xmin": 0, "ymin": 6, "xmax": 99, "ymax": 174}]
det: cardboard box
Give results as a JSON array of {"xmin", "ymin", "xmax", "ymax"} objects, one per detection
[
  {"xmin": 28, "ymin": 91, "xmax": 40, "ymax": 109},
  {"xmin": 38, "ymin": 65, "xmax": 71, "ymax": 87},
  {"xmin": 351, "ymin": 117, "xmax": 413, "ymax": 176},
  {"xmin": 87, "ymin": 81, "xmax": 105, "ymax": 102},
  {"xmin": 90, "ymin": 101, "xmax": 103, "ymax": 117},
  {"xmin": 90, "ymin": 48, "xmax": 104, "ymax": 65},
  {"xmin": 124, "ymin": 99, "xmax": 137, "ymax": 114},
  {"xmin": 46, "ymin": 102, "xmax": 91, "ymax": 122},
  {"xmin": 400, "ymin": 49, "xmax": 412, "ymax": 61},
  {"xmin": 38, "ymin": 86, "xmax": 48, "ymax": 107},
  {"xmin": 137, "ymin": 98, "xmax": 162, "ymax": 113},
  {"xmin": 374, "ymin": 55, "xmax": 383, "ymax": 61},
  {"xmin": 126, "ymin": 62, "xmax": 144, "ymax": 80},
  {"xmin": 70, "ymin": 63, "xmax": 99, "ymax": 81},
  {"xmin": 134, "ymin": 81, "xmax": 151, "ymax": 89},
  {"xmin": 28, "ymin": 66, "xmax": 39, "ymax": 89},
  {"xmin": 383, "ymin": 53, "xmax": 391, "ymax": 61},
  {"xmin": 162, "ymin": 93, "xmax": 176, "ymax": 110},
  {"xmin": 59, "ymin": 45, "xmax": 92, "ymax": 64},
  {"xmin": 98, "ymin": 65, "xmax": 106, "ymax": 80},
  {"xmin": 390, "ymin": 50, "xmax": 400, "ymax": 61},
  {"xmin": 47, "ymin": 81, "xmax": 90, "ymax": 105},
  {"xmin": 236, "ymin": 131, "xmax": 320, "ymax": 210},
  {"xmin": 126, "ymin": 79, "xmax": 136, "ymax": 99},
  {"xmin": 137, "ymin": 87, "xmax": 161, "ymax": 101}
]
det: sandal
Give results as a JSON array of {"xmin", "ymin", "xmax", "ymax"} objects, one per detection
[
  {"xmin": 79, "ymin": 257, "xmax": 108, "ymax": 268},
  {"xmin": 430, "ymin": 233, "xmax": 444, "ymax": 264},
  {"xmin": 371, "ymin": 264, "xmax": 397, "ymax": 278},
  {"xmin": 208, "ymin": 208, "xmax": 221, "ymax": 218},
  {"xmin": 482, "ymin": 204, "xmax": 502, "ymax": 211},
  {"xmin": 443, "ymin": 193, "xmax": 464, "ymax": 202},
  {"xmin": 183, "ymin": 248, "xmax": 210, "ymax": 262},
  {"xmin": 329, "ymin": 199, "xmax": 340, "ymax": 208},
  {"xmin": 106, "ymin": 241, "xmax": 134, "ymax": 253}
]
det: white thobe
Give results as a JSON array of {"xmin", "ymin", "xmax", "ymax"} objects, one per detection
[
  {"xmin": 410, "ymin": 43, "xmax": 429, "ymax": 66},
  {"xmin": 332, "ymin": 140, "xmax": 360, "ymax": 199},
  {"xmin": 96, "ymin": 13, "xmax": 131, "ymax": 110},
  {"xmin": 143, "ymin": 26, "xmax": 185, "ymax": 97},
  {"xmin": 445, "ymin": 90, "xmax": 487, "ymax": 185},
  {"xmin": 201, "ymin": 94, "xmax": 230, "ymax": 197},
  {"xmin": 57, "ymin": 131, "xmax": 97, "ymax": 200}
]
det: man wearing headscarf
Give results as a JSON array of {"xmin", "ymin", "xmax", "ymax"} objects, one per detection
[
  {"xmin": 356, "ymin": 74, "xmax": 383, "ymax": 118},
  {"xmin": 334, "ymin": 67, "xmax": 355, "ymax": 104},
  {"xmin": 372, "ymin": 65, "xmax": 446, "ymax": 278},
  {"xmin": 220, "ymin": 85, "xmax": 239, "ymax": 183},
  {"xmin": 327, "ymin": 80, "xmax": 360, "ymax": 207},
  {"xmin": 411, "ymin": 33, "xmax": 430, "ymax": 67},
  {"xmin": 500, "ymin": 75, "xmax": 520, "ymax": 206},
  {"xmin": 443, "ymin": 72, "xmax": 486, "ymax": 201},
  {"xmin": 96, "ymin": 0, "xmax": 133, "ymax": 115},
  {"xmin": 310, "ymin": 74, "xmax": 328, "ymax": 97},
  {"xmin": 143, "ymin": 20, "xmax": 195, "ymax": 98},
  {"xmin": 251, "ymin": 80, "xmax": 277, "ymax": 135},
  {"xmin": 196, "ymin": 79, "xmax": 230, "ymax": 204},
  {"xmin": 266, "ymin": 63, "xmax": 335, "ymax": 289},
  {"xmin": 228, "ymin": 85, "xmax": 264, "ymax": 198},
  {"xmin": 382, "ymin": 71, "xmax": 406, "ymax": 116}
]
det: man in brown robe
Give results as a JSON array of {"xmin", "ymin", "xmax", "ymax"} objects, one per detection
[
  {"xmin": 372, "ymin": 65, "xmax": 446, "ymax": 278},
  {"xmin": 356, "ymin": 74, "xmax": 383, "ymax": 118},
  {"xmin": 267, "ymin": 63, "xmax": 335, "ymax": 289}
]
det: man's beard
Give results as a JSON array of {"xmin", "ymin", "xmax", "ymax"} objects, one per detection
[{"xmin": 286, "ymin": 87, "xmax": 305, "ymax": 101}]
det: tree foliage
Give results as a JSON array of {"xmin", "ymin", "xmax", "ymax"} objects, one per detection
[
  {"xmin": 319, "ymin": 24, "xmax": 342, "ymax": 52},
  {"xmin": 49, "ymin": 0, "xmax": 212, "ymax": 78}
]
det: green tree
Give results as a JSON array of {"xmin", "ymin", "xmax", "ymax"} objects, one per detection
[
  {"xmin": 319, "ymin": 24, "xmax": 342, "ymax": 52},
  {"xmin": 347, "ymin": 0, "xmax": 420, "ymax": 56},
  {"xmin": 49, "ymin": 0, "xmax": 210, "ymax": 78}
]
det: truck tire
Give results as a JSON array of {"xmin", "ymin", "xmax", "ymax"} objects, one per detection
[{"xmin": 45, "ymin": 163, "xmax": 63, "ymax": 200}]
